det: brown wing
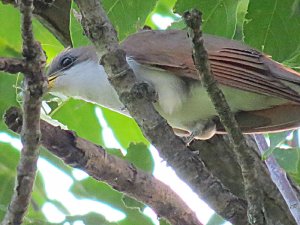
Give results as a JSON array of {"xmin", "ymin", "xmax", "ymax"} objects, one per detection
[
  {"xmin": 121, "ymin": 29, "xmax": 300, "ymax": 103},
  {"xmin": 172, "ymin": 104, "xmax": 300, "ymax": 136},
  {"xmin": 217, "ymin": 104, "xmax": 300, "ymax": 134},
  {"xmin": 121, "ymin": 29, "xmax": 300, "ymax": 133}
]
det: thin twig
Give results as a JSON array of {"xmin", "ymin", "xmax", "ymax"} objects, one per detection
[
  {"xmin": 183, "ymin": 9, "xmax": 264, "ymax": 225},
  {"xmin": 4, "ymin": 106, "xmax": 202, "ymax": 225},
  {"xmin": 1, "ymin": 0, "xmax": 46, "ymax": 224},
  {"xmin": 74, "ymin": 0, "xmax": 249, "ymax": 224},
  {"xmin": 0, "ymin": 58, "xmax": 26, "ymax": 74},
  {"xmin": 254, "ymin": 134, "xmax": 300, "ymax": 223}
]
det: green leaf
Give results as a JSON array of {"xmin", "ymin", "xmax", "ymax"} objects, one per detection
[
  {"xmin": 122, "ymin": 195, "xmax": 145, "ymax": 211},
  {"xmin": 40, "ymin": 147, "xmax": 74, "ymax": 178},
  {"xmin": 207, "ymin": 213, "xmax": 226, "ymax": 225},
  {"xmin": 0, "ymin": 3, "xmax": 63, "ymax": 62},
  {"xmin": 273, "ymin": 147, "xmax": 300, "ymax": 174},
  {"xmin": 159, "ymin": 218, "xmax": 171, "ymax": 225},
  {"xmin": 70, "ymin": 2, "xmax": 91, "ymax": 48},
  {"xmin": 234, "ymin": 0, "xmax": 249, "ymax": 40},
  {"xmin": 174, "ymin": 0, "xmax": 239, "ymax": 38},
  {"xmin": 0, "ymin": 73, "xmax": 18, "ymax": 132},
  {"xmin": 126, "ymin": 143, "xmax": 154, "ymax": 173},
  {"xmin": 69, "ymin": 0, "xmax": 157, "ymax": 46},
  {"xmin": 0, "ymin": 143, "xmax": 48, "ymax": 222},
  {"xmin": 244, "ymin": 0, "xmax": 300, "ymax": 62},
  {"xmin": 262, "ymin": 131, "xmax": 292, "ymax": 160},
  {"xmin": 102, "ymin": 107, "xmax": 148, "ymax": 149},
  {"xmin": 102, "ymin": 0, "xmax": 157, "ymax": 40},
  {"xmin": 0, "ymin": 3, "xmax": 22, "ymax": 53},
  {"xmin": 145, "ymin": 0, "xmax": 178, "ymax": 29},
  {"xmin": 71, "ymin": 178, "xmax": 155, "ymax": 225},
  {"xmin": 0, "ymin": 143, "xmax": 18, "ymax": 220},
  {"xmin": 65, "ymin": 212, "xmax": 117, "ymax": 225},
  {"xmin": 0, "ymin": 3, "xmax": 63, "ymax": 132},
  {"xmin": 33, "ymin": 19, "xmax": 64, "ymax": 62},
  {"xmin": 269, "ymin": 131, "xmax": 292, "ymax": 150},
  {"xmin": 106, "ymin": 148, "xmax": 126, "ymax": 158},
  {"xmin": 51, "ymin": 99, "xmax": 104, "ymax": 145},
  {"xmin": 31, "ymin": 171, "xmax": 49, "ymax": 213}
]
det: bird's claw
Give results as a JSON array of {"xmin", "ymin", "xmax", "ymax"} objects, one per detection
[{"xmin": 181, "ymin": 120, "xmax": 217, "ymax": 146}]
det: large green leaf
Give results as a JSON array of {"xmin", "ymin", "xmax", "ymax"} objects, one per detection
[
  {"xmin": 51, "ymin": 99, "xmax": 104, "ymax": 145},
  {"xmin": 102, "ymin": 0, "xmax": 157, "ymax": 40},
  {"xmin": 0, "ymin": 143, "xmax": 48, "ymax": 222},
  {"xmin": 0, "ymin": 3, "xmax": 63, "ymax": 62},
  {"xmin": 0, "ymin": 3, "xmax": 22, "ymax": 53},
  {"xmin": 272, "ymin": 147, "xmax": 300, "ymax": 186},
  {"xmin": 274, "ymin": 148, "xmax": 300, "ymax": 174},
  {"xmin": 70, "ymin": 2, "xmax": 91, "ymax": 48},
  {"xmin": 102, "ymin": 107, "xmax": 148, "ymax": 149},
  {"xmin": 0, "ymin": 5, "xmax": 21, "ymax": 132},
  {"xmin": 174, "ymin": 0, "xmax": 239, "ymax": 38},
  {"xmin": 70, "ymin": 0, "xmax": 157, "ymax": 46},
  {"xmin": 244, "ymin": 0, "xmax": 300, "ymax": 62},
  {"xmin": 0, "ymin": 3, "xmax": 63, "ymax": 132},
  {"xmin": 126, "ymin": 143, "xmax": 154, "ymax": 173},
  {"xmin": 145, "ymin": 0, "xmax": 178, "ymax": 29}
]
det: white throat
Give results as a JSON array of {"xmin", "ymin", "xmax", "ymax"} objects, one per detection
[{"xmin": 50, "ymin": 58, "xmax": 187, "ymax": 116}]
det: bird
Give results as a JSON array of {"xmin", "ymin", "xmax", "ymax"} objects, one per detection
[{"xmin": 46, "ymin": 29, "xmax": 300, "ymax": 140}]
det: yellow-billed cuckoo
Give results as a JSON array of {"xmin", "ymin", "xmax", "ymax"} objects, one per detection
[{"xmin": 47, "ymin": 29, "xmax": 300, "ymax": 140}]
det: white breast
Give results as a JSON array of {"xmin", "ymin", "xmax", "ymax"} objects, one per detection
[{"xmin": 127, "ymin": 59, "xmax": 188, "ymax": 115}]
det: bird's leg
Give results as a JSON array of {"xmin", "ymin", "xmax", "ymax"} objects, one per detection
[{"xmin": 182, "ymin": 119, "xmax": 216, "ymax": 145}]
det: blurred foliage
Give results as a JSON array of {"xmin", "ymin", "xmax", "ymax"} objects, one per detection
[
  {"xmin": 262, "ymin": 131, "xmax": 292, "ymax": 159},
  {"xmin": 0, "ymin": 143, "xmax": 48, "ymax": 224},
  {"xmin": 51, "ymin": 99, "xmax": 104, "ymax": 146},
  {"xmin": 244, "ymin": 0, "xmax": 300, "ymax": 62},
  {"xmin": 206, "ymin": 213, "xmax": 226, "ymax": 225},
  {"xmin": 1, "ymin": 0, "xmax": 300, "ymax": 224},
  {"xmin": 71, "ymin": 179, "xmax": 154, "ymax": 225},
  {"xmin": 175, "ymin": 0, "xmax": 240, "ymax": 38},
  {"xmin": 70, "ymin": 0, "xmax": 158, "ymax": 46}
]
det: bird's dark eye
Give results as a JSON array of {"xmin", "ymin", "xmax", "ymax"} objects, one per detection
[{"xmin": 60, "ymin": 56, "xmax": 74, "ymax": 68}]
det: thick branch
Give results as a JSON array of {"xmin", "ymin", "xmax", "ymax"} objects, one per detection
[
  {"xmin": 1, "ymin": 0, "xmax": 47, "ymax": 224},
  {"xmin": 183, "ymin": 9, "xmax": 264, "ymax": 224},
  {"xmin": 0, "ymin": 57, "xmax": 26, "ymax": 74},
  {"xmin": 4, "ymin": 106, "xmax": 202, "ymax": 225},
  {"xmin": 74, "ymin": 0, "xmax": 249, "ymax": 224},
  {"xmin": 191, "ymin": 136, "xmax": 297, "ymax": 224}
]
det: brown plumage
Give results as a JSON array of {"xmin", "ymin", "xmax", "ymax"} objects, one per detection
[{"xmin": 121, "ymin": 30, "xmax": 300, "ymax": 133}]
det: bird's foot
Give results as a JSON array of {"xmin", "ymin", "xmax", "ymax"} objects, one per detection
[{"xmin": 182, "ymin": 120, "xmax": 216, "ymax": 145}]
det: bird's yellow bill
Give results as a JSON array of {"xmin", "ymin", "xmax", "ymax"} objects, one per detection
[{"xmin": 48, "ymin": 74, "xmax": 58, "ymax": 89}]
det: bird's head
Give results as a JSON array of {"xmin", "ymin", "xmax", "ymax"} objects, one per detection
[{"xmin": 47, "ymin": 46, "xmax": 99, "ymax": 93}]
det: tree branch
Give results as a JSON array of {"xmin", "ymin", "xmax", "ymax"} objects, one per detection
[
  {"xmin": 254, "ymin": 134, "xmax": 300, "ymax": 223},
  {"xmin": 1, "ymin": 0, "xmax": 47, "ymax": 224},
  {"xmin": 183, "ymin": 9, "xmax": 264, "ymax": 224},
  {"xmin": 4, "ymin": 106, "xmax": 202, "ymax": 225},
  {"xmin": 191, "ymin": 136, "xmax": 297, "ymax": 224},
  {"xmin": 0, "ymin": 57, "xmax": 26, "ymax": 74},
  {"xmin": 74, "ymin": 0, "xmax": 249, "ymax": 224}
]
